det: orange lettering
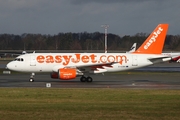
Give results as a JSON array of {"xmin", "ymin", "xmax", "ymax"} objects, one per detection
[
  {"xmin": 55, "ymin": 55, "xmax": 62, "ymax": 63},
  {"xmin": 107, "ymin": 55, "xmax": 115, "ymax": 62},
  {"xmin": 116, "ymin": 55, "xmax": 127, "ymax": 65},
  {"xmin": 46, "ymin": 55, "xmax": 54, "ymax": 63},
  {"xmin": 63, "ymin": 55, "xmax": 72, "ymax": 65},
  {"xmin": 36, "ymin": 54, "xmax": 128, "ymax": 65},
  {"xmin": 81, "ymin": 55, "xmax": 89, "ymax": 63},
  {"xmin": 89, "ymin": 54, "xmax": 97, "ymax": 63},
  {"xmin": 37, "ymin": 55, "xmax": 45, "ymax": 63},
  {"xmin": 100, "ymin": 55, "xmax": 106, "ymax": 63},
  {"xmin": 72, "ymin": 54, "xmax": 80, "ymax": 63}
]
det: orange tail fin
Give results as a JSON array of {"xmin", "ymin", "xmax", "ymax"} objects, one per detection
[{"xmin": 133, "ymin": 24, "xmax": 168, "ymax": 54}]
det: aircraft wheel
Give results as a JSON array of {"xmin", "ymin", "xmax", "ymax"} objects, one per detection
[
  {"xmin": 29, "ymin": 78, "xmax": 34, "ymax": 82},
  {"xmin": 86, "ymin": 77, "xmax": 93, "ymax": 82},
  {"xmin": 80, "ymin": 76, "xmax": 86, "ymax": 82},
  {"xmin": 29, "ymin": 73, "xmax": 35, "ymax": 82}
]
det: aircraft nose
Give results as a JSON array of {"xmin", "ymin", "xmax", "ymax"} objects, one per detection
[
  {"xmin": 6, "ymin": 62, "xmax": 11, "ymax": 70},
  {"xmin": 6, "ymin": 62, "xmax": 15, "ymax": 70}
]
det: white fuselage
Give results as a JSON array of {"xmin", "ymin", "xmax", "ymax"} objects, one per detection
[{"xmin": 6, "ymin": 53, "xmax": 170, "ymax": 73}]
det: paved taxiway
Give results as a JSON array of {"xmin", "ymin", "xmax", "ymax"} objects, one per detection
[{"xmin": 1, "ymin": 72, "xmax": 180, "ymax": 89}]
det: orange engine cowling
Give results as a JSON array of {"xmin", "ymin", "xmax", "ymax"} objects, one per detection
[{"xmin": 50, "ymin": 68, "xmax": 77, "ymax": 80}]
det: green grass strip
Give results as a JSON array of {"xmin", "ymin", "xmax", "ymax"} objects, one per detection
[{"xmin": 0, "ymin": 88, "xmax": 180, "ymax": 120}]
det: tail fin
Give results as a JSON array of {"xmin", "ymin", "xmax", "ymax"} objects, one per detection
[
  {"xmin": 129, "ymin": 43, "xmax": 137, "ymax": 53},
  {"xmin": 133, "ymin": 24, "xmax": 168, "ymax": 54}
]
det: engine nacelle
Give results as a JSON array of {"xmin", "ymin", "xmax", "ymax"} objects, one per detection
[{"xmin": 50, "ymin": 68, "xmax": 77, "ymax": 80}]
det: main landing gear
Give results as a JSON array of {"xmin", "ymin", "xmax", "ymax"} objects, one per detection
[
  {"xmin": 28, "ymin": 73, "xmax": 93, "ymax": 82},
  {"xmin": 80, "ymin": 76, "xmax": 93, "ymax": 82},
  {"xmin": 29, "ymin": 73, "xmax": 35, "ymax": 82}
]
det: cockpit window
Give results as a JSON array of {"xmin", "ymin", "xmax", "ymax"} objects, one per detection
[{"xmin": 14, "ymin": 58, "xmax": 24, "ymax": 62}]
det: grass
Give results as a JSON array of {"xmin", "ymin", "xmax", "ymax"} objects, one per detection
[{"xmin": 0, "ymin": 88, "xmax": 180, "ymax": 120}]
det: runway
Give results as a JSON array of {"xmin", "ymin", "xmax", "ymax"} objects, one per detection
[{"xmin": 1, "ymin": 72, "xmax": 180, "ymax": 89}]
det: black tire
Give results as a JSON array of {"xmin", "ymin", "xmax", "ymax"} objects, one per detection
[
  {"xmin": 29, "ymin": 78, "xmax": 34, "ymax": 82},
  {"xmin": 80, "ymin": 76, "xmax": 86, "ymax": 82},
  {"xmin": 86, "ymin": 77, "xmax": 93, "ymax": 82}
]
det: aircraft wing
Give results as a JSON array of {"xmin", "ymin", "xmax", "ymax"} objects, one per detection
[
  {"xmin": 76, "ymin": 62, "xmax": 117, "ymax": 74},
  {"xmin": 52, "ymin": 62, "xmax": 117, "ymax": 73},
  {"xmin": 148, "ymin": 55, "xmax": 179, "ymax": 63}
]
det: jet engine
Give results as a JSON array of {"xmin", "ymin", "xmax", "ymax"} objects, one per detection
[{"xmin": 51, "ymin": 68, "xmax": 77, "ymax": 80}]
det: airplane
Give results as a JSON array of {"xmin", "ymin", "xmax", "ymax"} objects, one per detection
[
  {"xmin": 170, "ymin": 56, "xmax": 180, "ymax": 62},
  {"xmin": 127, "ymin": 43, "xmax": 137, "ymax": 53},
  {"xmin": 6, "ymin": 24, "xmax": 177, "ymax": 82},
  {"xmin": 129, "ymin": 43, "xmax": 180, "ymax": 62}
]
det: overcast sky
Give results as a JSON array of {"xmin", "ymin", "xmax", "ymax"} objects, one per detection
[{"xmin": 0, "ymin": 0, "xmax": 180, "ymax": 36}]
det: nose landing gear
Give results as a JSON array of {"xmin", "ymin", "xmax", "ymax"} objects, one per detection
[{"xmin": 29, "ymin": 73, "xmax": 35, "ymax": 82}]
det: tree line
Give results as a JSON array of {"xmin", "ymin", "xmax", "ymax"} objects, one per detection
[{"xmin": 0, "ymin": 32, "xmax": 180, "ymax": 51}]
